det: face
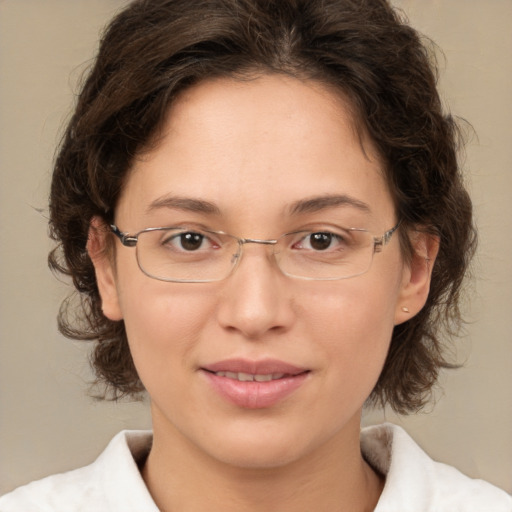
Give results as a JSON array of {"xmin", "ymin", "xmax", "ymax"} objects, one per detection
[{"xmin": 93, "ymin": 74, "xmax": 425, "ymax": 469}]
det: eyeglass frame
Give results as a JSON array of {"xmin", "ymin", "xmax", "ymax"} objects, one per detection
[{"xmin": 109, "ymin": 222, "xmax": 401, "ymax": 283}]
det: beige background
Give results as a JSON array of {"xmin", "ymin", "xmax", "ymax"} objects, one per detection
[{"xmin": 1, "ymin": 0, "xmax": 511, "ymax": 496}]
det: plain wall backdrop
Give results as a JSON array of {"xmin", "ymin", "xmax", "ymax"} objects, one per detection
[{"xmin": 1, "ymin": 0, "xmax": 511, "ymax": 495}]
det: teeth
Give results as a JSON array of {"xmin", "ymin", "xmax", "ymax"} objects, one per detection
[
  {"xmin": 254, "ymin": 374, "xmax": 272, "ymax": 382},
  {"xmin": 214, "ymin": 371, "xmax": 286, "ymax": 382}
]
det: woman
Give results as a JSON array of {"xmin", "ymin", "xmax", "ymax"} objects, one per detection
[{"xmin": 1, "ymin": 0, "xmax": 510, "ymax": 510}]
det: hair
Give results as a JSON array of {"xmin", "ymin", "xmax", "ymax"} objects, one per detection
[{"xmin": 49, "ymin": 0, "xmax": 476, "ymax": 413}]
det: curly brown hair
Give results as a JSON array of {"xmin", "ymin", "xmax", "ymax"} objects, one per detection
[{"xmin": 49, "ymin": 0, "xmax": 476, "ymax": 413}]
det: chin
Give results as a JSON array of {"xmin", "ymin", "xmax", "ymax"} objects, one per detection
[
  {"xmin": 198, "ymin": 422, "xmax": 324, "ymax": 470},
  {"xmin": 214, "ymin": 443, "xmax": 306, "ymax": 470}
]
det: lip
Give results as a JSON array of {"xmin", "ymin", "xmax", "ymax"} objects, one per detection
[
  {"xmin": 203, "ymin": 358, "xmax": 307, "ymax": 376},
  {"xmin": 201, "ymin": 358, "xmax": 310, "ymax": 409}
]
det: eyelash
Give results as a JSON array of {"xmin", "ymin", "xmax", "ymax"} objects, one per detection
[
  {"xmin": 292, "ymin": 231, "xmax": 347, "ymax": 251},
  {"xmin": 159, "ymin": 227, "xmax": 351, "ymax": 253}
]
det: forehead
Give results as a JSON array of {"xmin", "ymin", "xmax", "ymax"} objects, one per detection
[{"xmin": 118, "ymin": 74, "xmax": 395, "ymax": 231}]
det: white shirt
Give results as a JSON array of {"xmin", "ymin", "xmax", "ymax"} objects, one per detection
[{"xmin": 1, "ymin": 423, "xmax": 510, "ymax": 511}]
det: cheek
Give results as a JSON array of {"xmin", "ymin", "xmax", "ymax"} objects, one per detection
[
  {"xmin": 299, "ymin": 273, "xmax": 400, "ymax": 388},
  {"xmin": 117, "ymin": 276, "xmax": 217, "ymax": 380},
  {"xmin": 303, "ymin": 274, "xmax": 398, "ymax": 341}
]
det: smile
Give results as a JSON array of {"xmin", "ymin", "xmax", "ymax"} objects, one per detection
[
  {"xmin": 201, "ymin": 359, "xmax": 310, "ymax": 409},
  {"xmin": 212, "ymin": 371, "xmax": 287, "ymax": 382}
]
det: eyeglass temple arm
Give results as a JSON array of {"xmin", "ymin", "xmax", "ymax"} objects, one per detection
[
  {"xmin": 373, "ymin": 222, "xmax": 400, "ymax": 253},
  {"xmin": 110, "ymin": 224, "xmax": 138, "ymax": 247}
]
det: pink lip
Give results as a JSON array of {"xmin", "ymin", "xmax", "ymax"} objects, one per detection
[
  {"xmin": 203, "ymin": 358, "xmax": 307, "ymax": 375},
  {"xmin": 201, "ymin": 358, "xmax": 310, "ymax": 409}
]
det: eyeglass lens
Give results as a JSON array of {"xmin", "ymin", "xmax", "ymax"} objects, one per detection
[{"xmin": 133, "ymin": 227, "xmax": 378, "ymax": 282}]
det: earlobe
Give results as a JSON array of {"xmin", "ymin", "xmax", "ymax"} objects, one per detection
[
  {"xmin": 87, "ymin": 217, "xmax": 123, "ymax": 321},
  {"xmin": 394, "ymin": 231, "xmax": 439, "ymax": 325}
]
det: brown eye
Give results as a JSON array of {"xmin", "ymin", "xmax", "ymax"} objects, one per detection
[
  {"xmin": 179, "ymin": 232, "xmax": 204, "ymax": 251},
  {"xmin": 291, "ymin": 231, "xmax": 347, "ymax": 252},
  {"xmin": 309, "ymin": 232, "xmax": 334, "ymax": 251},
  {"xmin": 162, "ymin": 231, "xmax": 208, "ymax": 252}
]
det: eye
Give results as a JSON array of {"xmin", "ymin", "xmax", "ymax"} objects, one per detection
[
  {"xmin": 180, "ymin": 232, "xmax": 205, "ymax": 251},
  {"xmin": 295, "ymin": 231, "xmax": 346, "ymax": 251},
  {"xmin": 163, "ymin": 231, "xmax": 214, "ymax": 252},
  {"xmin": 309, "ymin": 232, "xmax": 336, "ymax": 251}
]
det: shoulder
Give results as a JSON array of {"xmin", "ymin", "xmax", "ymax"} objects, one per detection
[
  {"xmin": 361, "ymin": 423, "xmax": 512, "ymax": 512},
  {"xmin": 0, "ymin": 430, "xmax": 158, "ymax": 512}
]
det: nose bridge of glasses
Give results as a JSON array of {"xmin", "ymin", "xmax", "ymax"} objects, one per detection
[
  {"xmin": 237, "ymin": 238, "xmax": 279, "ymax": 261},
  {"xmin": 232, "ymin": 237, "xmax": 280, "ymax": 270},
  {"xmin": 239, "ymin": 238, "xmax": 278, "ymax": 246}
]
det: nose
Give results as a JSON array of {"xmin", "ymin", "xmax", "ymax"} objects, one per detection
[{"xmin": 215, "ymin": 242, "xmax": 295, "ymax": 340}]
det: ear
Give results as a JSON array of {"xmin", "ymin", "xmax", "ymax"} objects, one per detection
[
  {"xmin": 394, "ymin": 230, "xmax": 439, "ymax": 325},
  {"xmin": 87, "ymin": 217, "xmax": 123, "ymax": 321}
]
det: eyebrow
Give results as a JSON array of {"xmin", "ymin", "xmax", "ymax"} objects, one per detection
[
  {"xmin": 146, "ymin": 195, "xmax": 221, "ymax": 215},
  {"xmin": 287, "ymin": 194, "xmax": 371, "ymax": 216},
  {"xmin": 146, "ymin": 193, "xmax": 371, "ymax": 218}
]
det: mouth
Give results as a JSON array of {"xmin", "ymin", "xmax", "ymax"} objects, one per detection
[
  {"xmin": 201, "ymin": 359, "xmax": 310, "ymax": 409},
  {"xmin": 202, "ymin": 358, "xmax": 308, "ymax": 376},
  {"xmin": 207, "ymin": 371, "xmax": 291, "ymax": 382}
]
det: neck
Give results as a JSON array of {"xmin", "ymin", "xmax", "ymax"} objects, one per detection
[{"xmin": 142, "ymin": 411, "xmax": 384, "ymax": 512}]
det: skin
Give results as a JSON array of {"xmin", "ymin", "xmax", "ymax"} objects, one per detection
[{"xmin": 89, "ymin": 74, "xmax": 436, "ymax": 512}]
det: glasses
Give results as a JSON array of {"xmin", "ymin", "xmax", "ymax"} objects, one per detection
[{"xmin": 110, "ymin": 223, "xmax": 400, "ymax": 283}]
